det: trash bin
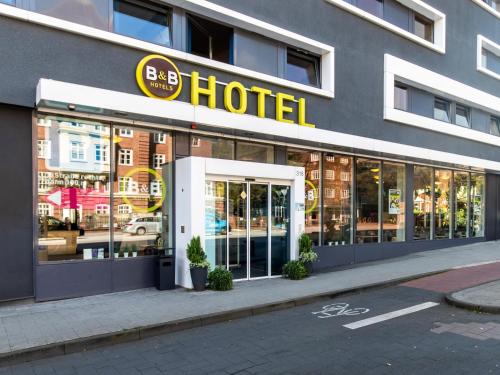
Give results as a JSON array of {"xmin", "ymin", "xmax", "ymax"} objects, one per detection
[{"xmin": 155, "ymin": 248, "xmax": 175, "ymax": 290}]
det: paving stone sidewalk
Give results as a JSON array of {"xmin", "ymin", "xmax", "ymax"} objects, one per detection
[
  {"xmin": 447, "ymin": 279, "xmax": 500, "ymax": 313},
  {"xmin": 1, "ymin": 241, "xmax": 500, "ymax": 361}
]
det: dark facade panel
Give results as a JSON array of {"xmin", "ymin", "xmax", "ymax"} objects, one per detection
[
  {"xmin": 233, "ymin": 29, "xmax": 280, "ymax": 77},
  {"xmin": 0, "ymin": 104, "xmax": 33, "ymax": 301},
  {"xmin": 384, "ymin": 0, "xmax": 410, "ymax": 31},
  {"xmin": 409, "ymin": 86, "xmax": 434, "ymax": 118},
  {"xmin": 471, "ymin": 108, "xmax": 491, "ymax": 134}
]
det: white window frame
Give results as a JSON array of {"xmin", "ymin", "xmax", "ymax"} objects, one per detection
[
  {"xmin": 38, "ymin": 203, "xmax": 53, "ymax": 216},
  {"xmin": 95, "ymin": 144, "xmax": 109, "ymax": 163},
  {"xmin": 325, "ymin": 188, "xmax": 336, "ymax": 198},
  {"xmin": 477, "ymin": 35, "xmax": 500, "ymax": 81},
  {"xmin": 118, "ymin": 128, "xmax": 133, "ymax": 137},
  {"xmin": 117, "ymin": 204, "xmax": 132, "ymax": 214},
  {"xmin": 310, "ymin": 153, "xmax": 320, "ymax": 162},
  {"xmin": 470, "ymin": 0, "xmax": 500, "ymax": 18},
  {"xmin": 311, "ymin": 169, "xmax": 320, "ymax": 180},
  {"xmin": 153, "ymin": 153, "xmax": 166, "ymax": 169},
  {"xmin": 38, "ymin": 172, "xmax": 52, "ymax": 192},
  {"xmin": 70, "ymin": 141, "xmax": 86, "ymax": 161},
  {"xmin": 341, "ymin": 189, "xmax": 350, "ymax": 199},
  {"xmin": 0, "ymin": 1, "xmax": 334, "ymax": 98},
  {"xmin": 37, "ymin": 140, "xmax": 51, "ymax": 159},
  {"xmin": 118, "ymin": 149, "xmax": 133, "ymax": 166},
  {"xmin": 118, "ymin": 176, "xmax": 134, "ymax": 193},
  {"xmin": 95, "ymin": 204, "xmax": 110, "ymax": 215},
  {"xmin": 324, "ymin": 0, "xmax": 446, "ymax": 54},
  {"xmin": 340, "ymin": 171, "xmax": 350, "ymax": 181},
  {"xmin": 384, "ymin": 54, "xmax": 500, "ymax": 147},
  {"xmin": 325, "ymin": 169, "xmax": 335, "ymax": 180},
  {"xmin": 150, "ymin": 180, "xmax": 163, "ymax": 197},
  {"xmin": 154, "ymin": 133, "xmax": 166, "ymax": 144}
]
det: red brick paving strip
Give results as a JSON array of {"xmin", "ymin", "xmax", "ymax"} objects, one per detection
[{"xmin": 401, "ymin": 262, "xmax": 500, "ymax": 293}]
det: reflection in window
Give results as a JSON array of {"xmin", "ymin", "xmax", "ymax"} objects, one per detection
[
  {"xmin": 482, "ymin": 48, "xmax": 500, "ymax": 76},
  {"xmin": 236, "ymin": 142, "xmax": 274, "ymax": 163},
  {"xmin": 453, "ymin": 172, "xmax": 468, "ymax": 238},
  {"xmin": 113, "ymin": 0, "xmax": 172, "ymax": 46},
  {"xmin": 434, "ymin": 98, "xmax": 450, "ymax": 122},
  {"xmin": 286, "ymin": 49, "xmax": 320, "ymax": 87},
  {"xmin": 414, "ymin": 14, "xmax": 433, "ymax": 42},
  {"xmin": 455, "ymin": 105, "xmax": 470, "ymax": 128},
  {"xmin": 434, "ymin": 169, "xmax": 451, "ymax": 239},
  {"xmin": 323, "ymin": 154, "xmax": 352, "ymax": 246},
  {"xmin": 413, "ymin": 166, "xmax": 432, "ymax": 240},
  {"xmin": 382, "ymin": 162, "xmax": 405, "ymax": 242},
  {"xmin": 490, "ymin": 116, "xmax": 500, "ymax": 136},
  {"xmin": 114, "ymin": 127, "xmax": 172, "ymax": 257},
  {"xmin": 357, "ymin": 0, "xmax": 384, "ymax": 17},
  {"xmin": 288, "ymin": 149, "xmax": 321, "ymax": 246},
  {"xmin": 394, "ymin": 85, "xmax": 408, "ymax": 111},
  {"xmin": 191, "ymin": 136, "xmax": 235, "ymax": 160},
  {"xmin": 205, "ymin": 181, "xmax": 228, "ymax": 269},
  {"xmin": 37, "ymin": 117, "xmax": 110, "ymax": 262},
  {"xmin": 187, "ymin": 13, "xmax": 233, "ymax": 64},
  {"xmin": 470, "ymin": 174, "xmax": 485, "ymax": 237},
  {"xmin": 356, "ymin": 159, "xmax": 380, "ymax": 244}
]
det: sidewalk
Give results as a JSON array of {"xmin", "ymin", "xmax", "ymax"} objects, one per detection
[
  {"xmin": 1, "ymin": 241, "xmax": 500, "ymax": 365},
  {"xmin": 446, "ymin": 280, "xmax": 500, "ymax": 314}
]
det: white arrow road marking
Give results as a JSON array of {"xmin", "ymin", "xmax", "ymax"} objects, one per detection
[{"xmin": 343, "ymin": 302, "xmax": 439, "ymax": 330}]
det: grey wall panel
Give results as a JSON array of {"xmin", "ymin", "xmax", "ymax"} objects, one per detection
[
  {"xmin": 485, "ymin": 173, "xmax": 498, "ymax": 241},
  {"xmin": 315, "ymin": 245, "xmax": 355, "ymax": 269},
  {"xmin": 471, "ymin": 109, "xmax": 491, "ymax": 133},
  {"xmin": 0, "ymin": 105, "xmax": 33, "ymax": 301},
  {"xmin": 111, "ymin": 257, "xmax": 156, "ymax": 292},
  {"xmin": 384, "ymin": 0, "xmax": 409, "ymax": 31},
  {"xmin": 29, "ymin": 0, "xmax": 110, "ymax": 30},
  {"xmin": 35, "ymin": 261, "xmax": 112, "ymax": 301},
  {"xmin": 233, "ymin": 29, "xmax": 279, "ymax": 77},
  {"xmin": 410, "ymin": 87, "xmax": 434, "ymax": 118}
]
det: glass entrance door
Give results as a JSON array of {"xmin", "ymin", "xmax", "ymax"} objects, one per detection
[{"xmin": 205, "ymin": 181, "xmax": 290, "ymax": 280}]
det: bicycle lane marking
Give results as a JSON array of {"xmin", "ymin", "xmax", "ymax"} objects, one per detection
[
  {"xmin": 311, "ymin": 303, "xmax": 370, "ymax": 319},
  {"xmin": 342, "ymin": 302, "xmax": 439, "ymax": 330}
]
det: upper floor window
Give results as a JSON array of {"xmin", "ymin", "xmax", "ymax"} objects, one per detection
[
  {"xmin": 483, "ymin": 0, "xmax": 500, "ymax": 10},
  {"xmin": 414, "ymin": 14, "xmax": 433, "ymax": 43},
  {"xmin": 0, "ymin": 0, "xmax": 15, "ymax": 5},
  {"xmin": 113, "ymin": 0, "xmax": 172, "ymax": 47},
  {"xmin": 118, "ymin": 128, "xmax": 133, "ymax": 138},
  {"xmin": 187, "ymin": 14, "xmax": 233, "ymax": 64},
  {"xmin": 70, "ymin": 141, "xmax": 86, "ymax": 161},
  {"xmin": 119, "ymin": 149, "xmax": 133, "ymax": 165},
  {"xmin": 455, "ymin": 104, "xmax": 470, "ymax": 128},
  {"xmin": 154, "ymin": 133, "xmax": 166, "ymax": 144},
  {"xmin": 37, "ymin": 140, "xmax": 51, "ymax": 159},
  {"xmin": 394, "ymin": 84, "xmax": 408, "ymax": 111},
  {"xmin": 491, "ymin": 116, "xmax": 500, "ymax": 136},
  {"xmin": 482, "ymin": 48, "xmax": 500, "ymax": 76},
  {"xmin": 357, "ymin": 0, "xmax": 383, "ymax": 17},
  {"xmin": 433, "ymin": 98, "xmax": 450, "ymax": 123},
  {"xmin": 95, "ymin": 144, "xmax": 109, "ymax": 163},
  {"xmin": 286, "ymin": 48, "xmax": 320, "ymax": 87}
]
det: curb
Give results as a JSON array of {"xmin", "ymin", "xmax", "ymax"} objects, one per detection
[
  {"xmin": 444, "ymin": 280, "xmax": 500, "ymax": 315},
  {"xmin": 0, "ymin": 269, "xmax": 447, "ymax": 367}
]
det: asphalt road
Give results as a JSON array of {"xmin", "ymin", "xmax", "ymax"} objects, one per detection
[{"xmin": 2, "ymin": 282, "xmax": 500, "ymax": 375}]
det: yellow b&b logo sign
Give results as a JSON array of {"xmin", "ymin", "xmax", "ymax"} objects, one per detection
[{"xmin": 136, "ymin": 54, "xmax": 182, "ymax": 100}]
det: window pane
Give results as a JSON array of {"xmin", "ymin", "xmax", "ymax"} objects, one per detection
[
  {"xmin": 0, "ymin": 0, "xmax": 15, "ymax": 4},
  {"xmin": 286, "ymin": 50, "xmax": 320, "ymax": 87},
  {"xmin": 470, "ymin": 174, "xmax": 485, "ymax": 237},
  {"xmin": 434, "ymin": 169, "xmax": 451, "ymax": 239},
  {"xmin": 356, "ymin": 159, "xmax": 380, "ymax": 244},
  {"xmin": 357, "ymin": 0, "xmax": 383, "ymax": 17},
  {"xmin": 490, "ymin": 116, "xmax": 500, "ymax": 136},
  {"xmin": 113, "ymin": 0, "xmax": 171, "ymax": 46},
  {"xmin": 287, "ymin": 149, "xmax": 321, "ymax": 246},
  {"xmin": 382, "ymin": 162, "xmax": 405, "ymax": 242},
  {"xmin": 483, "ymin": 48, "xmax": 500, "ymax": 76},
  {"xmin": 37, "ymin": 117, "xmax": 110, "ymax": 262},
  {"xmin": 455, "ymin": 105, "xmax": 470, "ymax": 127},
  {"xmin": 434, "ymin": 98, "xmax": 450, "ymax": 122},
  {"xmin": 114, "ymin": 127, "xmax": 173, "ymax": 257},
  {"xmin": 187, "ymin": 14, "xmax": 233, "ymax": 64},
  {"xmin": 413, "ymin": 166, "xmax": 432, "ymax": 240},
  {"xmin": 205, "ymin": 181, "xmax": 227, "ymax": 269},
  {"xmin": 394, "ymin": 85, "xmax": 408, "ymax": 111},
  {"xmin": 191, "ymin": 136, "xmax": 234, "ymax": 160},
  {"xmin": 453, "ymin": 171, "xmax": 468, "ymax": 239},
  {"xmin": 323, "ymin": 154, "xmax": 352, "ymax": 246},
  {"xmin": 414, "ymin": 15, "xmax": 433, "ymax": 42},
  {"xmin": 236, "ymin": 142, "xmax": 274, "ymax": 163}
]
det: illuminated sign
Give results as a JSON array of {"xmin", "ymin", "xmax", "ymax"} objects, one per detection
[{"xmin": 136, "ymin": 55, "xmax": 314, "ymax": 128}]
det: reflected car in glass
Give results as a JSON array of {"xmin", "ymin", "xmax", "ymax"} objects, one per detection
[{"xmin": 122, "ymin": 217, "xmax": 161, "ymax": 235}]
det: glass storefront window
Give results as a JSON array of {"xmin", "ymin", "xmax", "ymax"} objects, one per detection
[
  {"xmin": 37, "ymin": 117, "xmax": 111, "ymax": 262},
  {"xmin": 287, "ymin": 149, "xmax": 321, "ymax": 246},
  {"xmin": 236, "ymin": 142, "xmax": 274, "ymax": 164},
  {"xmin": 434, "ymin": 169, "xmax": 451, "ymax": 239},
  {"xmin": 413, "ymin": 166, "xmax": 432, "ymax": 240},
  {"xmin": 453, "ymin": 171, "xmax": 469, "ymax": 238},
  {"xmin": 470, "ymin": 173, "xmax": 485, "ymax": 237},
  {"xmin": 355, "ymin": 159, "xmax": 380, "ymax": 244},
  {"xmin": 382, "ymin": 162, "xmax": 405, "ymax": 242},
  {"xmin": 191, "ymin": 136, "xmax": 234, "ymax": 160},
  {"xmin": 323, "ymin": 154, "xmax": 352, "ymax": 246},
  {"xmin": 205, "ymin": 181, "xmax": 227, "ymax": 268},
  {"xmin": 114, "ymin": 126, "xmax": 173, "ymax": 257}
]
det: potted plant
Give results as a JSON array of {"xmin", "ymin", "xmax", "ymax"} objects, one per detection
[
  {"xmin": 131, "ymin": 243, "xmax": 138, "ymax": 257},
  {"xmin": 113, "ymin": 244, "xmax": 120, "ymax": 259},
  {"xmin": 208, "ymin": 267, "xmax": 233, "ymax": 291},
  {"xmin": 298, "ymin": 233, "xmax": 318, "ymax": 275},
  {"xmin": 187, "ymin": 236, "xmax": 210, "ymax": 291},
  {"xmin": 282, "ymin": 260, "xmax": 307, "ymax": 280}
]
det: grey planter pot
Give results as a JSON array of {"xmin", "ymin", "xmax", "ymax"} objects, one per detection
[
  {"xmin": 304, "ymin": 261, "xmax": 313, "ymax": 275},
  {"xmin": 190, "ymin": 267, "xmax": 208, "ymax": 291}
]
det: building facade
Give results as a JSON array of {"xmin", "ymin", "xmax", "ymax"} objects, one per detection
[{"xmin": 0, "ymin": 0, "xmax": 499, "ymax": 300}]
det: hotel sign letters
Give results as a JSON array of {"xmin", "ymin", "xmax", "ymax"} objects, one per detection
[{"xmin": 136, "ymin": 54, "xmax": 314, "ymax": 128}]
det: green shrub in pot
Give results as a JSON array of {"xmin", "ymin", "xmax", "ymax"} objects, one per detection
[{"xmin": 208, "ymin": 267, "xmax": 233, "ymax": 291}]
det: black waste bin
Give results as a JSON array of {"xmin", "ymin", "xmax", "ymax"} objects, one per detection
[{"xmin": 155, "ymin": 248, "xmax": 175, "ymax": 290}]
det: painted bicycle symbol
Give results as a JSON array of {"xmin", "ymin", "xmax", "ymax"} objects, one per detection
[{"xmin": 312, "ymin": 303, "xmax": 370, "ymax": 319}]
